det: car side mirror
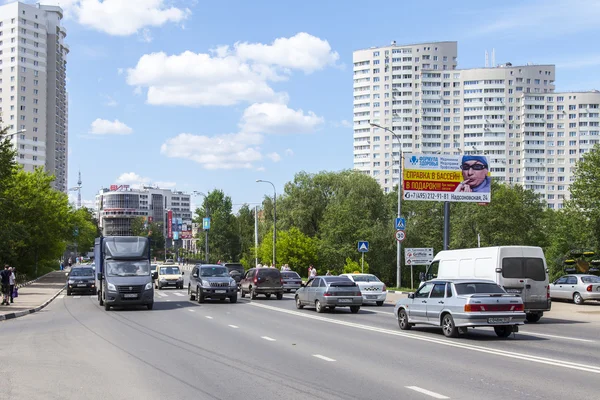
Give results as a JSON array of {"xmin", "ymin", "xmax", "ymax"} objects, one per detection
[{"xmin": 408, "ymin": 293, "xmax": 415, "ymax": 299}]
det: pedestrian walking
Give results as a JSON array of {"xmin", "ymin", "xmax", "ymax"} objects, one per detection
[
  {"xmin": 1, "ymin": 265, "xmax": 11, "ymax": 306},
  {"xmin": 310, "ymin": 266, "xmax": 317, "ymax": 278},
  {"xmin": 9, "ymin": 267, "xmax": 16, "ymax": 303},
  {"xmin": 68, "ymin": 257, "xmax": 72, "ymax": 268}
]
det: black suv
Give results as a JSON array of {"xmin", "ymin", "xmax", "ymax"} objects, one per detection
[
  {"xmin": 240, "ymin": 268, "xmax": 284, "ymax": 300},
  {"xmin": 66, "ymin": 266, "xmax": 96, "ymax": 296},
  {"xmin": 222, "ymin": 263, "xmax": 245, "ymax": 288},
  {"xmin": 188, "ymin": 264, "xmax": 238, "ymax": 303}
]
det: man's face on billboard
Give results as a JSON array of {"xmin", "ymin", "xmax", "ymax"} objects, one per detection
[{"xmin": 460, "ymin": 160, "xmax": 488, "ymax": 188}]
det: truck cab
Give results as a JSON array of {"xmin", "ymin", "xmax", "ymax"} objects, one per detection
[{"xmin": 95, "ymin": 236, "xmax": 154, "ymax": 311}]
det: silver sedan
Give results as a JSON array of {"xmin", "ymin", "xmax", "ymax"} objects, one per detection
[
  {"xmin": 394, "ymin": 279, "xmax": 526, "ymax": 338},
  {"xmin": 295, "ymin": 276, "xmax": 362, "ymax": 313},
  {"xmin": 549, "ymin": 274, "xmax": 600, "ymax": 304}
]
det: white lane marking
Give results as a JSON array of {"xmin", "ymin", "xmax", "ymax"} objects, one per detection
[
  {"xmin": 406, "ymin": 386, "xmax": 449, "ymax": 399},
  {"xmin": 205, "ymin": 316, "xmax": 213, "ymax": 319},
  {"xmin": 173, "ymin": 293, "xmax": 185, "ymax": 297},
  {"xmin": 249, "ymin": 302, "xmax": 600, "ymax": 375},
  {"xmin": 261, "ymin": 336, "xmax": 276, "ymax": 341},
  {"xmin": 313, "ymin": 354, "xmax": 336, "ymax": 362},
  {"xmin": 73, "ymin": 296, "xmax": 81, "ymax": 299},
  {"xmin": 365, "ymin": 308, "xmax": 394, "ymax": 315},
  {"xmin": 519, "ymin": 331, "xmax": 596, "ymax": 343},
  {"xmin": 156, "ymin": 292, "xmax": 168, "ymax": 298},
  {"xmin": 228, "ymin": 325, "xmax": 239, "ymax": 329},
  {"xmin": 57, "ymin": 295, "xmax": 65, "ymax": 299},
  {"xmin": 188, "ymin": 309, "xmax": 195, "ymax": 312}
]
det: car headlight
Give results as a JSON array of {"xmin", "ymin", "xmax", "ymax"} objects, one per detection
[
  {"xmin": 202, "ymin": 281, "xmax": 211, "ymax": 288},
  {"xmin": 107, "ymin": 282, "xmax": 116, "ymax": 292},
  {"xmin": 145, "ymin": 282, "xmax": 153, "ymax": 290},
  {"xmin": 68, "ymin": 280, "xmax": 75, "ymax": 284},
  {"xmin": 230, "ymin": 279, "xmax": 237, "ymax": 286}
]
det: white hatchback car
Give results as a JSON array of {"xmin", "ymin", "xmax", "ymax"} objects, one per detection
[{"xmin": 340, "ymin": 273, "xmax": 387, "ymax": 306}]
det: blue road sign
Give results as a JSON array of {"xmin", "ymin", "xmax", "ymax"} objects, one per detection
[
  {"xmin": 395, "ymin": 217, "xmax": 406, "ymax": 230},
  {"xmin": 358, "ymin": 241, "xmax": 369, "ymax": 253},
  {"xmin": 203, "ymin": 217, "xmax": 211, "ymax": 230}
]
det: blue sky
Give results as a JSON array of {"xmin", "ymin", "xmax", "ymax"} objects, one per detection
[{"xmin": 27, "ymin": 0, "xmax": 600, "ymax": 211}]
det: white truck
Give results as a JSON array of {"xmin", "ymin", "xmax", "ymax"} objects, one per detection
[{"xmin": 424, "ymin": 246, "xmax": 551, "ymax": 322}]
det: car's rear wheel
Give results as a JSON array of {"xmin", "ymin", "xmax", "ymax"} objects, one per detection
[
  {"xmin": 398, "ymin": 309, "xmax": 411, "ymax": 330},
  {"xmin": 295, "ymin": 296, "xmax": 304, "ymax": 309},
  {"xmin": 251, "ymin": 288, "xmax": 257, "ymax": 300},
  {"xmin": 441, "ymin": 314, "xmax": 459, "ymax": 338},
  {"xmin": 376, "ymin": 301, "xmax": 384, "ymax": 306},
  {"xmin": 494, "ymin": 326, "xmax": 512, "ymax": 338},
  {"xmin": 240, "ymin": 288, "xmax": 246, "ymax": 298},
  {"xmin": 276, "ymin": 293, "xmax": 283, "ymax": 300},
  {"xmin": 526, "ymin": 312, "xmax": 542, "ymax": 323},
  {"xmin": 315, "ymin": 300, "xmax": 324, "ymax": 313},
  {"xmin": 350, "ymin": 306, "xmax": 360, "ymax": 314},
  {"xmin": 573, "ymin": 292, "xmax": 584, "ymax": 305}
]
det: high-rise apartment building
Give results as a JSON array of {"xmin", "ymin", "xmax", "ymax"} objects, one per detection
[
  {"xmin": 0, "ymin": 2, "xmax": 69, "ymax": 192},
  {"xmin": 353, "ymin": 41, "xmax": 600, "ymax": 209}
]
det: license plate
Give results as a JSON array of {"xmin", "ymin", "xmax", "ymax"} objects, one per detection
[
  {"xmin": 77, "ymin": 284, "xmax": 87, "ymax": 287},
  {"xmin": 338, "ymin": 298, "xmax": 352, "ymax": 303},
  {"xmin": 366, "ymin": 295, "xmax": 377, "ymax": 299},
  {"xmin": 488, "ymin": 317, "xmax": 509, "ymax": 324},
  {"xmin": 215, "ymin": 290, "xmax": 226, "ymax": 293},
  {"xmin": 123, "ymin": 293, "xmax": 138, "ymax": 298},
  {"xmin": 505, "ymin": 289, "xmax": 522, "ymax": 294}
]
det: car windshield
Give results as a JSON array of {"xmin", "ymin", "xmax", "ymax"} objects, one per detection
[
  {"xmin": 151, "ymin": 264, "xmax": 158, "ymax": 270},
  {"xmin": 455, "ymin": 283, "xmax": 506, "ymax": 295},
  {"xmin": 282, "ymin": 272, "xmax": 300, "ymax": 279},
  {"xmin": 106, "ymin": 260, "xmax": 150, "ymax": 277},
  {"xmin": 258, "ymin": 269, "xmax": 281, "ymax": 277},
  {"xmin": 351, "ymin": 274, "xmax": 380, "ymax": 282},
  {"xmin": 160, "ymin": 266, "xmax": 181, "ymax": 275},
  {"xmin": 581, "ymin": 276, "xmax": 600, "ymax": 283},
  {"xmin": 201, "ymin": 267, "xmax": 229, "ymax": 277},
  {"xmin": 70, "ymin": 268, "xmax": 94, "ymax": 277}
]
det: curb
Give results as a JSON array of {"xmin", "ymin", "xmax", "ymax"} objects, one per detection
[
  {"xmin": 0, "ymin": 285, "xmax": 65, "ymax": 322},
  {"xmin": 387, "ymin": 290, "xmax": 411, "ymax": 294}
]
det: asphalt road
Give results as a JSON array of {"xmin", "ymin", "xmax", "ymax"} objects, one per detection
[{"xmin": 1, "ymin": 278, "xmax": 599, "ymax": 400}]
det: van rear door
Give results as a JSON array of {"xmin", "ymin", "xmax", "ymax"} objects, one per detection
[{"xmin": 501, "ymin": 256, "xmax": 549, "ymax": 313}]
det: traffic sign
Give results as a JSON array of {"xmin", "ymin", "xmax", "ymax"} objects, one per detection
[
  {"xmin": 358, "ymin": 241, "xmax": 369, "ymax": 252},
  {"xmin": 395, "ymin": 230, "xmax": 406, "ymax": 242},
  {"xmin": 395, "ymin": 217, "xmax": 406, "ymax": 230},
  {"xmin": 203, "ymin": 217, "xmax": 211, "ymax": 230},
  {"xmin": 404, "ymin": 248, "xmax": 434, "ymax": 265}
]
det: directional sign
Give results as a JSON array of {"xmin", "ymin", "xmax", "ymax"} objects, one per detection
[
  {"xmin": 358, "ymin": 241, "xmax": 369, "ymax": 253},
  {"xmin": 395, "ymin": 230, "xmax": 406, "ymax": 242},
  {"xmin": 395, "ymin": 217, "xmax": 406, "ymax": 230},
  {"xmin": 404, "ymin": 248, "xmax": 434, "ymax": 266},
  {"xmin": 203, "ymin": 217, "xmax": 211, "ymax": 230}
]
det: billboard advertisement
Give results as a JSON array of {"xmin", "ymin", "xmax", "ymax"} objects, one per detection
[
  {"xmin": 403, "ymin": 153, "xmax": 491, "ymax": 203},
  {"xmin": 167, "ymin": 210, "xmax": 173, "ymax": 238}
]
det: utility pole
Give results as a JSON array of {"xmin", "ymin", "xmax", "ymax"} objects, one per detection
[{"xmin": 254, "ymin": 205, "xmax": 259, "ymax": 268}]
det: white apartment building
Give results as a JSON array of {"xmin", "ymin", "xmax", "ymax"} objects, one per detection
[
  {"xmin": 0, "ymin": 2, "xmax": 69, "ymax": 192},
  {"xmin": 353, "ymin": 41, "xmax": 600, "ymax": 209},
  {"xmin": 95, "ymin": 185, "xmax": 192, "ymax": 238}
]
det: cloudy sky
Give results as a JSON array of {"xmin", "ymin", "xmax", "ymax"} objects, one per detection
[{"xmin": 17, "ymin": 0, "xmax": 600, "ymax": 209}]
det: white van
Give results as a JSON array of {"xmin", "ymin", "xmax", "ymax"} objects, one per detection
[{"xmin": 424, "ymin": 246, "xmax": 551, "ymax": 322}]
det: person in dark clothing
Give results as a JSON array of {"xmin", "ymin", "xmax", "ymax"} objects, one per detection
[{"xmin": 1, "ymin": 265, "xmax": 11, "ymax": 306}]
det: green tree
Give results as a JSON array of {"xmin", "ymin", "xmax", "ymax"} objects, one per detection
[
  {"xmin": 257, "ymin": 227, "xmax": 318, "ymax": 275},
  {"xmin": 194, "ymin": 190, "xmax": 239, "ymax": 263},
  {"xmin": 236, "ymin": 204, "xmax": 256, "ymax": 267},
  {"xmin": 569, "ymin": 144, "xmax": 600, "ymax": 249},
  {"xmin": 69, "ymin": 207, "xmax": 98, "ymax": 256},
  {"xmin": 343, "ymin": 257, "xmax": 369, "ymax": 274}
]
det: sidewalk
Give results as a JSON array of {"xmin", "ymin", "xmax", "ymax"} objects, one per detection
[{"xmin": 0, "ymin": 270, "xmax": 66, "ymax": 321}]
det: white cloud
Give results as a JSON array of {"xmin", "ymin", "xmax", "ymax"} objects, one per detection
[
  {"xmin": 126, "ymin": 32, "xmax": 338, "ymax": 107},
  {"xmin": 154, "ymin": 181, "xmax": 177, "ymax": 188},
  {"xmin": 139, "ymin": 28, "xmax": 153, "ymax": 43},
  {"xmin": 267, "ymin": 152, "xmax": 281, "ymax": 162},
  {"xmin": 160, "ymin": 132, "xmax": 263, "ymax": 169},
  {"xmin": 116, "ymin": 172, "xmax": 150, "ymax": 185},
  {"xmin": 41, "ymin": 0, "xmax": 190, "ymax": 36},
  {"xmin": 340, "ymin": 119, "xmax": 352, "ymax": 127},
  {"xmin": 117, "ymin": 68, "xmax": 124, "ymax": 75},
  {"xmin": 285, "ymin": 148, "xmax": 294, "ymax": 157},
  {"xmin": 89, "ymin": 118, "xmax": 133, "ymax": 135},
  {"xmin": 239, "ymin": 103, "xmax": 324, "ymax": 134},
  {"xmin": 105, "ymin": 96, "xmax": 118, "ymax": 107}
]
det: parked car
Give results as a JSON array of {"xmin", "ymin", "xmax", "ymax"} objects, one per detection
[
  {"xmin": 222, "ymin": 263, "xmax": 245, "ymax": 288},
  {"xmin": 281, "ymin": 271, "xmax": 302, "ymax": 292},
  {"xmin": 155, "ymin": 265, "xmax": 184, "ymax": 289},
  {"xmin": 66, "ymin": 266, "xmax": 97, "ymax": 296},
  {"xmin": 240, "ymin": 268, "xmax": 284, "ymax": 300},
  {"xmin": 549, "ymin": 274, "xmax": 600, "ymax": 304},
  {"xmin": 188, "ymin": 264, "xmax": 238, "ymax": 303},
  {"xmin": 340, "ymin": 273, "xmax": 386, "ymax": 306},
  {"xmin": 295, "ymin": 276, "xmax": 363, "ymax": 313},
  {"xmin": 394, "ymin": 279, "xmax": 525, "ymax": 338}
]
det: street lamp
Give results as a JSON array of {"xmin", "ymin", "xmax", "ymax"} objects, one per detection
[
  {"xmin": 192, "ymin": 191, "xmax": 210, "ymax": 263},
  {"xmin": 370, "ymin": 122, "xmax": 402, "ymax": 289},
  {"xmin": 256, "ymin": 179, "xmax": 276, "ymax": 268}
]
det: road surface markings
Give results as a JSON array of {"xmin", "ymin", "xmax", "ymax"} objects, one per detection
[
  {"xmin": 187, "ymin": 309, "xmax": 195, "ymax": 312},
  {"xmin": 249, "ymin": 302, "xmax": 600, "ymax": 375},
  {"xmin": 312, "ymin": 354, "xmax": 336, "ymax": 362},
  {"xmin": 261, "ymin": 336, "xmax": 276, "ymax": 341},
  {"xmin": 406, "ymin": 386, "xmax": 449, "ymax": 399},
  {"xmin": 173, "ymin": 293, "xmax": 185, "ymax": 297},
  {"xmin": 205, "ymin": 316, "xmax": 213, "ymax": 319},
  {"xmin": 365, "ymin": 308, "xmax": 394, "ymax": 315},
  {"xmin": 57, "ymin": 295, "xmax": 65, "ymax": 299},
  {"xmin": 156, "ymin": 292, "xmax": 168, "ymax": 298},
  {"xmin": 228, "ymin": 325, "xmax": 239, "ymax": 329},
  {"xmin": 519, "ymin": 331, "xmax": 596, "ymax": 343},
  {"xmin": 73, "ymin": 296, "xmax": 81, "ymax": 299}
]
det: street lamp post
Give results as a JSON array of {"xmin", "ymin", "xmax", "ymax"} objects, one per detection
[
  {"xmin": 192, "ymin": 191, "xmax": 210, "ymax": 264},
  {"xmin": 256, "ymin": 180, "xmax": 276, "ymax": 268},
  {"xmin": 370, "ymin": 123, "xmax": 402, "ymax": 289}
]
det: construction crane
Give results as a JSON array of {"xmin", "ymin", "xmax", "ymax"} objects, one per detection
[{"xmin": 69, "ymin": 170, "xmax": 82, "ymax": 209}]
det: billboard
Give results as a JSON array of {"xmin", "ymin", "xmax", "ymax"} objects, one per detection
[
  {"xmin": 403, "ymin": 153, "xmax": 491, "ymax": 203},
  {"xmin": 167, "ymin": 210, "xmax": 173, "ymax": 238}
]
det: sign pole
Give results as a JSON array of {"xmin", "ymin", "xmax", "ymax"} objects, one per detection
[
  {"xmin": 361, "ymin": 252, "xmax": 364, "ymax": 273},
  {"xmin": 411, "ymin": 264, "xmax": 414, "ymax": 289},
  {"xmin": 443, "ymin": 201, "xmax": 450, "ymax": 250}
]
